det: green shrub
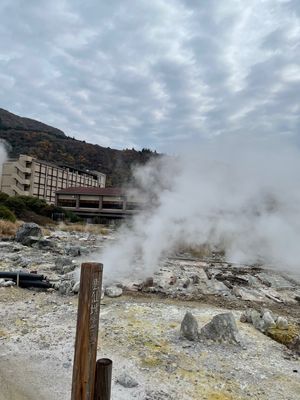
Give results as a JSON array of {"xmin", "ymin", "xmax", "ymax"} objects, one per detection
[
  {"xmin": 0, "ymin": 192, "xmax": 9, "ymax": 203},
  {"xmin": 0, "ymin": 205, "xmax": 16, "ymax": 222},
  {"xmin": 19, "ymin": 196, "xmax": 48, "ymax": 213},
  {"xmin": 40, "ymin": 204, "xmax": 67, "ymax": 218},
  {"xmin": 1, "ymin": 193, "xmax": 82, "ymax": 223},
  {"xmin": 4, "ymin": 196, "xmax": 26, "ymax": 217},
  {"xmin": 64, "ymin": 210, "xmax": 82, "ymax": 223}
]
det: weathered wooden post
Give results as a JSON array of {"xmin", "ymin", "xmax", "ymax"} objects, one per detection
[
  {"xmin": 93, "ymin": 358, "xmax": 113, "ymax": 400},
  {"xmin": 71, "ymin": 262, "xmax": 103, "ymax": 400}
]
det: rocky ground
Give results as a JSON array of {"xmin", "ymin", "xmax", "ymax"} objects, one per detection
[{"xmin": 0, "ymin": 223, "xmax": 300, "ymax": 400}]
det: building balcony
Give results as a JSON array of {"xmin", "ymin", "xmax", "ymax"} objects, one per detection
[
  {"xmin": 11, "ymin": 184, "xmax": 30, "ymax": 196},
  {"xmin": 12, "ymin": 173, "xmax": 30, "ymax": 186},
  {"xmin": 15, "ymin": 164, "xmax": 32, "ymax": 174}
]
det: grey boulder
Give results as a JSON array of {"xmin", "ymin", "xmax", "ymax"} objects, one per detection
[
  {"xmin": 180, "ymin": 311, "xmax": 199, "ymax": 341},
  {"xmin": 15, "ymin": 223, "xmax": 42, "ymax": 245},
  {"xmin": 199, "ymin": 312, "xmax": 240, "ymax": 344},
  {"xmin": 54, "ymin": 257, "xmax": 76, "ymax": 274}
]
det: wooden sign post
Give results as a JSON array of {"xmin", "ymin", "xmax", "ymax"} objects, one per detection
[{"xmin": 71, "ymin": 262, "xmax": 103, "ymax": 400}]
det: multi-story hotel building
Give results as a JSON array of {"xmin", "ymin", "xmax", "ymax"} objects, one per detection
[{"xmin": 0, "ymin": 154, "xmax": 106, "ymax": 204}]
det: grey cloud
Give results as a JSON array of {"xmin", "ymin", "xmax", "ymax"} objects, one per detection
[{"xmin": 0, "ymin": 0, "xmax": 299, "ymax": 150}]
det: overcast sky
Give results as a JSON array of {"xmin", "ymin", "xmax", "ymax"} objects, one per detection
[{"xmin": 0, "ymin": 0, "xmax": 299, "ymax": 151}]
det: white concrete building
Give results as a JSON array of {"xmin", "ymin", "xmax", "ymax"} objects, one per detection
[{"xmin": 0, "ymin": 154, "xmax": 106, "ymax": 204}]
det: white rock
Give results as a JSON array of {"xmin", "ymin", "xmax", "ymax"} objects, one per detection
[
  {"xmin": 0, "ymin": 280, "xmax": 16, "ymax": 287},
  {"xmin": 105, "ymin": 286, "xmax": 123, "ymax": 298},
  {"xmin": 276, "ymin": 316, "xmax": 289, "ymax": 330},
  {"xmin": 262, "ymin": 311, "xmax": 276, "ymax": 330},
  {"xmin": 116, "ymin": 372, "xmax": 138, "ymax": 388},
  {"xmin": 72, "ymin": 282, "xmax": 80, "ymax": 294}
]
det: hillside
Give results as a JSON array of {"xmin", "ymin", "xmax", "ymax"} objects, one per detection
[{"xmin": 0, "ymin": 108, "xmax": 158, "ymax": 186}]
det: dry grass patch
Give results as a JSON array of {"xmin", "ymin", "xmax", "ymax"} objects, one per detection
[
  {"xmin": 175, "ymin": 243, "xmax": 213, "ymax": 258},
  {"xmin": 0, "ymin": 220, "xmax": 22, "ymax": 238},
  {"xmin": 58, "ymin": 223, "xmax": 109, "ymax": 235}
]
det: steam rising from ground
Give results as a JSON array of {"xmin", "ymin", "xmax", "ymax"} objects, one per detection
[{"xmin": 100, "ymin": 137, "xmax": 300, "ymax": 283}]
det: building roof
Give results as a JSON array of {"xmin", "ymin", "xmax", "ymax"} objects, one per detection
[{"xmin": 56, "ymin": 187, "xmax": 124, "ymax": 196}]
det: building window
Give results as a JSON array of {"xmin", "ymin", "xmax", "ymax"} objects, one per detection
[
  {"xmin": 57, "ymin": 198, "xmax": 76, "ymax": 208},
  {"xmin": 79, "ymin": 199, "xmax": 99, "ymax": 209},
  {"xmin": 102, "ymin": 196, "xmax": 123, "ymax": 210}
]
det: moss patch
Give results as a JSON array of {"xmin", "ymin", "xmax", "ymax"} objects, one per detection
[
  {"xmin": 0, "ymin": 328, "xmax": 7, "ymax": 337},
  {"xmin": 267, "ymin": 324, "xmax": 300, "ymax": 346},
  {"xmin": 206, "ymin": 392, "xmax": 236, "ymax": 400}
]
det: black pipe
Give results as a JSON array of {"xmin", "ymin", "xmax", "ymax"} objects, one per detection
[
  {"xmin": 0, "ymin": 272, "xmax": 46, "ymax": 281},
  {"xmin": 18, "ymin": 280, "xmax": 53, "ymax": 289}
]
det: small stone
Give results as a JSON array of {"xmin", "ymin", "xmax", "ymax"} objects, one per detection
[
  {"xmin": 105, "ymin": 286, "xmax": 123, "ymax": 298},
  {"xmin": 72, "ymin": 282, "xmax": 80, "ymax": 294},
  {"xmin": 54, "ymin": 257, "xmax": 74, "ymax": 274},
  {"xmin": 22, "ymin": 236, "xmax": 41, "ymax": 246},
  {"xmin": 247, "ymin": 276, "xmax": 259, "ymax": 287},
  {"xmin": 145, "ymin": 390, "xmax": 173, "ymax": 399},
  {"xmin": 36, "ymin": 239, "xmax": 55, "ymax": 249},
  {"xmin": 180, "ymin": 311, "xmax": 199, "ymax": 341},
  {"xmin": 261, "ymin": 308, "xmax": 275, "ymax": 321},
  {"xmin": 65, "ymin": 246, "xmax": 88, "ymax": 257},
  {"xmin": 191, "ymin": 274, "xmax": 200, "ymax": 284},
  {"xmin": 0, "ymin": 280, "xmax": 16, "ymax": 287},
  {"xmin": 116, "ymin": 372, "xmax": 139, "ymax": 388},
  {"xmin": 63, "ymin": 264, "xmax": 76, "ymax": 274},
  {"xmin": 199, "ymin": 312, "xmax": 240, "ymax": 344},
  {"xmin": 58, "ymin": 280, "xmax": 74, "ymax": 295},
  {"xmin": 182, "ymin": 279, "xmax": 191, "ymax": 288},
  {"xmin": 262, "ymin": 311, "xmax": 276, "ymax": 330},
  {"xmin": 251, "ymin": 310, "xmax": 266, "ymax": 332},
  {"xmin": 240, "ymin": 309, "xmax": 252, "ymax": 323},
  {"xmin": 276, "ymin": 316, "xmax": 289, "ymax": 330}
]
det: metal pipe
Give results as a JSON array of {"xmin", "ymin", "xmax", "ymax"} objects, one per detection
[
  {"xmin": 94, "ymin": 358, "xmax": 113, "ymax": 400},
  {"xmin": 18, "ymin": 280, "xmax": 52, "ymax": 289},
  {"xmin": 0, "ymin": 272, "xmax": 46, "ymax": 281}
]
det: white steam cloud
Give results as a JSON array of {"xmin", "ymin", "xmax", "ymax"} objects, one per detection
[{"xmin": 99, "ymin": 137, "xmax": 300, "ymax": 283}]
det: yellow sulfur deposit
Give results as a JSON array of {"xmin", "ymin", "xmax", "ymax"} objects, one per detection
[{"xmin": 267, "ymin": 324, "xmax": 300, "ymax": 346}]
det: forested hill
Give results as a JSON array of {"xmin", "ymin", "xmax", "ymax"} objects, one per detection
[{"xmin": 0, "ymin": 108, "xmax": 158, "ymax": 186}]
